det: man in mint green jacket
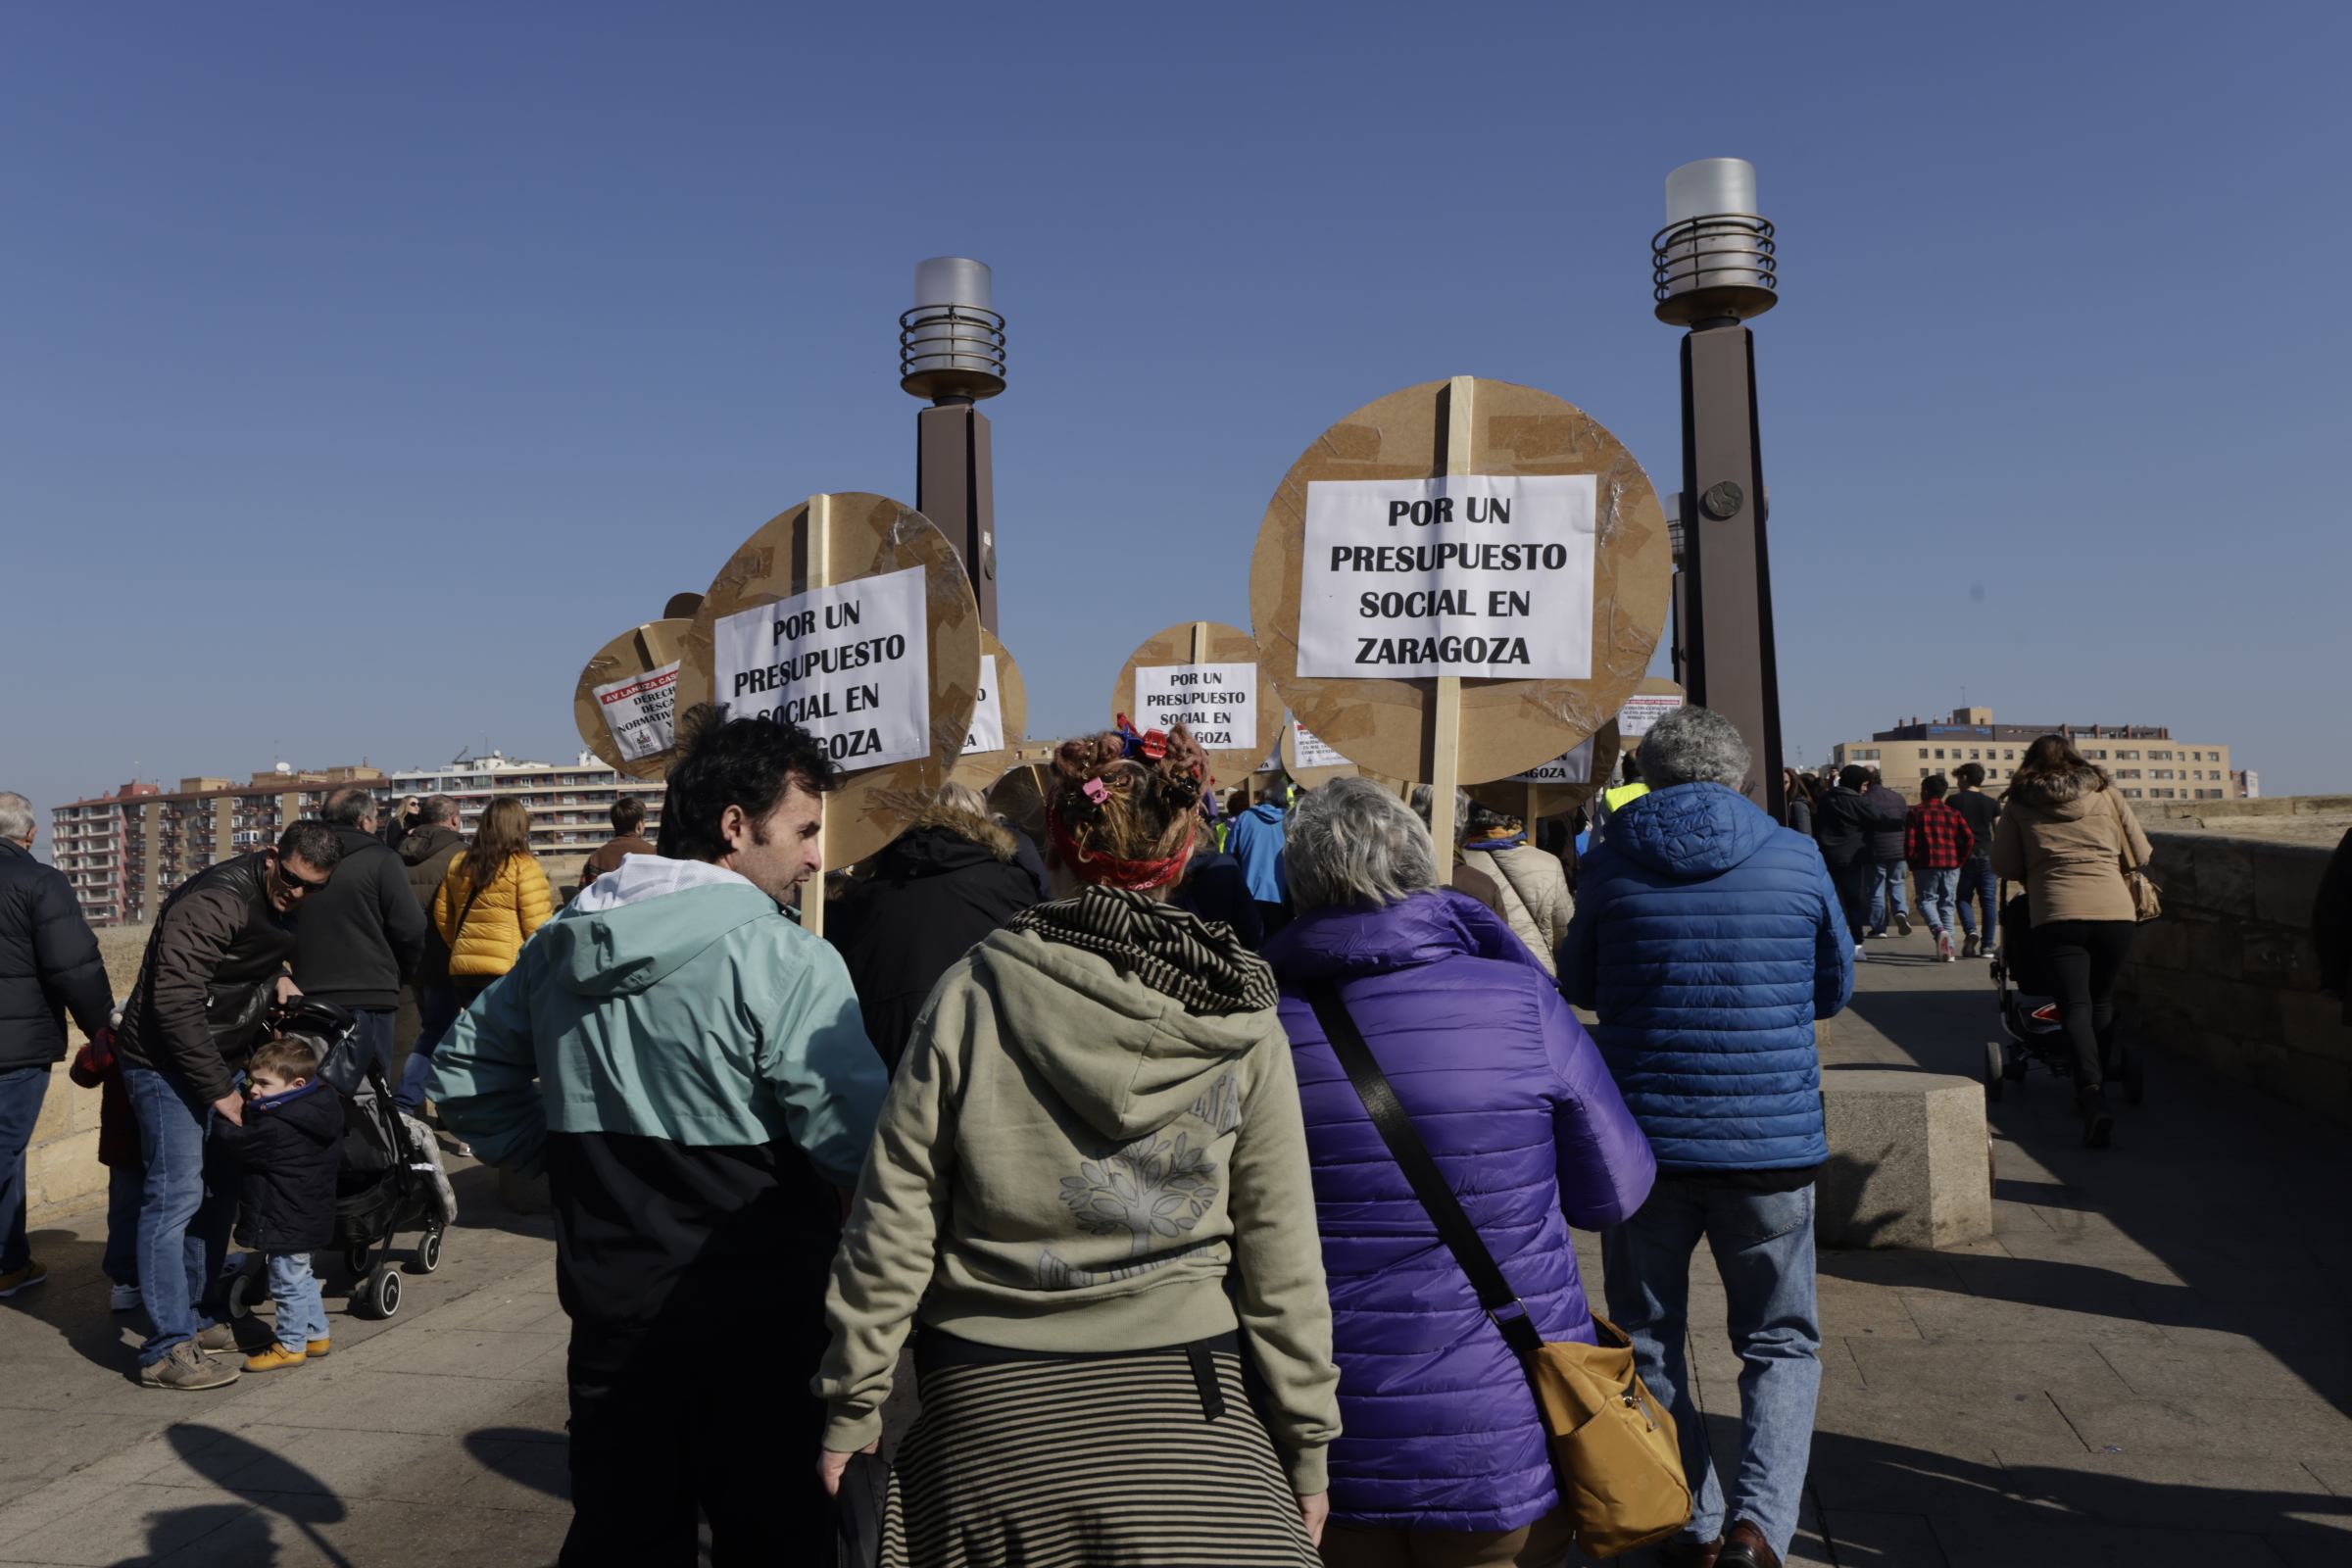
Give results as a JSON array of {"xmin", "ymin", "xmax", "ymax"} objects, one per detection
[{"xmin": 431, "ymin": 710, "xmax": 887, "ymax": 1567}]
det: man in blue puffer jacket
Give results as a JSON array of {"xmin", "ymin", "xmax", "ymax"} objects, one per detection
[{"xmin": 1558, "ymin": 706, "xmax": 1853, "ymax": 1568}]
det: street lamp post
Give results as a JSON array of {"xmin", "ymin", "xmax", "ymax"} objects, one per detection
[
  {"xmin": 1653, "ymin": 158, "xmax": 1784, "ymax": 817},
  {"xmin": 901, "ymin": 257, "xmax": 1006, "ymax": 632}
]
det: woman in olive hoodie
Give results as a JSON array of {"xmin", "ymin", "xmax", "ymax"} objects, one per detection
[
  {"xmin": 1991, "ymin": 735, "xmax": 2154, "ymax": 1148},
  {"xmin": 815, "ymin": 727, "xmax": 1339, "ymax": 1567}
]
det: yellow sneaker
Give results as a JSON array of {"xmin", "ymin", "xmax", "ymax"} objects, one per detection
[
  {"xmin": 245, "ymin": 1344, "xmax": 310, "ymax": 1373},
  {"xmin": 306, "ymin": 1340, "xmax": 331, "ymax": 1358}
]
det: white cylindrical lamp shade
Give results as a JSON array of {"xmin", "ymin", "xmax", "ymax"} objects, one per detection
[
  {"xmin": 1665, "ymin": 159, "xmax": 1758, "ymax": 222},
  {"xmin": 905, "ymin": 257, "xmax": 1001, "ymax": 380},
  {"xmin": 1658, "ymin": 159, "xmax": 1771, "ymax": 304}
]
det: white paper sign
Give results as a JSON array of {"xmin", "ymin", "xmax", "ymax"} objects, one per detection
[
  {"xmin": 1292, "ymin": 721, "xmax": 1347, "ymax": 769},
  {"xmin": 1133, "ymin": 662, "xmax": 1257, "ymax": 753},
  {"xmin": 961, "ymin": 655, "xmax": 1004, "ymax": 755},
  {"xmin": 594, "ymin": 661, "xmax": 679, "ymax": 762},
  {"xmin": 711, "ymin": 564, "xmax": 931, "ymax": 768},
  {"xmin": 1509, "ymin": 733, "xmax": 1596, "ymax": 785},
  {"xmin": 1297, "ymin": 475, "xmax": 1597, "ymax": 678},
  {"xmin": 1619, "ymin": 693, "xmax": 1685, "ymax": 740}
]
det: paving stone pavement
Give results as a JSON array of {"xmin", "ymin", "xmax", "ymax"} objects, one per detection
[{"xmin": 10, "ymin": 925, "xmax": 2352, "ymax": 1566}]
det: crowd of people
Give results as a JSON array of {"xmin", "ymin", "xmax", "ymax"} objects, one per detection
[{"xmin": 0, "ymin": 698, "xmax": 2265, "ymax": 1567}]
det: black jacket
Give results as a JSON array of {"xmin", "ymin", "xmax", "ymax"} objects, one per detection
[
  {"xmin": 117, "ymin": 854, "xmax": 299, "ymax": 1104},
  {"xmin": 398, "ymin": 825, "xmax": 466, "ymax": 988},
  {"xmin": 1172, "ymin": 851, "xmax": 1265, "ymax": 950},
  {"xmin": 213, "ymin": 1077, "xmax": 344, "ymax": 1252},
  {"xmin": 292, "ymin": 825, "xmax": 426, "ymax": 1009},
  {"xmin": 824, "ymin": 811, "xmax": 1042, "ymax": 1071},
  {"xmin": 0, "ymin": 839, "xmax": 114, "ymax": 1071},
  {"xmin": 1862, "ymin": 784, "xmax": 1910, "ymax": 863},
  {"xmin": 1813, "ymin": 787, "xmax": 1877, "ymax": 869}
]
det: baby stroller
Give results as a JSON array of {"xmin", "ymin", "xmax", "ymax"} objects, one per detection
[
  {"xmin": 1984, "ymin": 880, "xmax": 2144, "ymax": 1104},
  {"xmin": 223, "ymin": 998, "xmax": 457, "ymax": 1323}
]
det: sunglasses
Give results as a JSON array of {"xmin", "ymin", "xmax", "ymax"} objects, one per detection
[{"xmin": 274, "ymin": 862, "xmax": 332, "ymax": 896}]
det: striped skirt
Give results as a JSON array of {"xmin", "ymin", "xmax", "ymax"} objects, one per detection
[{"xmin": 882, "ymin": 1338, "xmax": 1317, "ymax": 1568}]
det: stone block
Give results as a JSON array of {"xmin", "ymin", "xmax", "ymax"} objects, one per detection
[
  {"xmin": 2252, "ymin": 840, "xmax": 2332, "ymax": 928},
  {"xmin": 2193, "ymin": 836, "xmax": 2254, "ymax": 912},
  {"xmin": 29, "ymin": 1127, "xmax": 105, "ymax": 1210},
  {"xmin": 2143, "ymin": 832, "xmax": 2201, "ymax": 908},
  {"xmin": 28, "ymin": 1065, "xmax": 72, "ymax": 1146},
  {"xmin": 1819, "ymin": 1071, "xmax": 1993, "ymax": 1250},
  {"xmin": 2184, "ymin": 917, "xmax": 2242, "ymax": 980},
  {"xmin": 2132, "ymin": 914, "xmax": 2190, "ymax": 971}
]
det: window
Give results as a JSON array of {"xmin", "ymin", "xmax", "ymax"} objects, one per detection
[
  {"xmin": 2004, "ymin": 749, "xmax": 2016, "ymax": 760},
  {"xmin": 1917, "ymin": 748, "xmax": 1929, "ymax": 760},
  {"xmin": 2119, "ymin": 769, "xmax": 2142, "ymax": 779},
  {"xmin": 2085, "ymin": 750, "xmax": 2107, "ymax": 760},
  {"xmin": 2117, "ymin": 751, "xmax": 2139, "ymax": 760},
  {"xmin": 2124, "ymin": 788, "xmax": 2143, "ymax": 798}
]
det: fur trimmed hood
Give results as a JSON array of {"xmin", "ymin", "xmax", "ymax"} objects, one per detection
[
  {"xmin": 2007, "ymin": 763, "xmax": 2109, "ymax": 817},
  {"xmin": 901, "ymin": 804, "xmax": 1020, "ymax": 864}
]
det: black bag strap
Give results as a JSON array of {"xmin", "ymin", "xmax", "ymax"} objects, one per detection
[{"xmin": 1303, "ymin": 979, "xmax": 1544, "ymax": 1358}]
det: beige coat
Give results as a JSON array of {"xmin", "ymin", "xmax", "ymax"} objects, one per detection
[
  {"xmin": 1989, "ymin": 766, "xmax": 2153, "ymax": 926},
  {"xmin": 1462, "ymin": 842, "xmax": 1574, "ymax": 975}
]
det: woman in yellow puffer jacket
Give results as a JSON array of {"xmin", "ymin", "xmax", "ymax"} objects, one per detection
[{"xmin": 433, "ymin": 797, "xmax": 553, "ymax": 1004}]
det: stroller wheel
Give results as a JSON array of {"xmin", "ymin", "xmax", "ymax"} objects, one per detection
[
  {"xmin": 344, "ymin": 1246, "xmax": 371, "ymax": 1279},
  {"xmin": 361, "ymin": 1264, "xmax": 403, "ymax": 1321},
  {"xmin": 1984, "ymin": 1040, "xmax": 2005, "ymax": 1102},
  {"xmin": 224, "ymin": 1268, "xmax": 261, "ymax": 1321},
  {"xmin": 409, "ymin": 1226, "xmax": 445, "ymax": 1276}
]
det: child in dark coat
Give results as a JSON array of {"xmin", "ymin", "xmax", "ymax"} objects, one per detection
[{"xmin": 211, "ymin": 1034, "xmax": 344, "ymax": 1370}]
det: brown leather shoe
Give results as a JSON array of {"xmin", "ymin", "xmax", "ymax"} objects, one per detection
[
  {"xmin": 1659, "ymin": 1537, "xmax": 1723, "ymax": 1568},
  {"xmin": 1717, "ymin": 1520, "xmax": 1781, "ymax": 1568}
]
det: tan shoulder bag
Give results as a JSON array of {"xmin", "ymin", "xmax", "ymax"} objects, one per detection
[
  {"xmin": 2113, "ymin": 796, "xmax": 2162, "ymax": 922},
  {"xmin": 1305, "ymin": 981, "xmax": 1690, "ymax": 1557}
]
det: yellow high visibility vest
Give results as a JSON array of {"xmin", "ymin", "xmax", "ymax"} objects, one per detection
[{"xmin": 1603, "ymin": 781, "xmax": 1650, "ymax": 813}]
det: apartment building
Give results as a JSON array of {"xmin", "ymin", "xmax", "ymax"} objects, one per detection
[
  {"xmin": 51, "ymin": 753, "xmax": 665, "ymax": 928},
  {"xmin": 49, "ymin": 765, "xmax": 387, "ymax": 928},
  {"xmin": 1829, "ymin": 708, "xmax": 2238, "ymax": 802},
  {"xmin": 368, "ymin": 751, "xmax": 664, "ymax": 854}
]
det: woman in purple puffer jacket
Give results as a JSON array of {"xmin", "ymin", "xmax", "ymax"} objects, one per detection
[{"xmin": 1265, "ymin": 777, "xmax": 1656, "ymax": 1565}]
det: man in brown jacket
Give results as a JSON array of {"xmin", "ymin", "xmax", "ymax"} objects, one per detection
[
  {"xmin": 116, "ymin": 818, "xmax": 342, "ymax": 1389},
  {"xmin": 395, "ymin": 796, "xmax": 466, "ymax": 1112},
  {"xmin": 580, "ymin": 798, "xmax": 656, "ymax": 889}
]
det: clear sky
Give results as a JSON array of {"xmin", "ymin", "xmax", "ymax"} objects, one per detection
[{"xmin": 7, "ymin": 3, "xmax": 2346, "ymax": 854}]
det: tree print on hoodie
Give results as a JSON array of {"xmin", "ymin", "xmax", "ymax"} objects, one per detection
[{"xmin": 1036, "ymin": 1069, "xmax": 1243, "ymax": 1290}]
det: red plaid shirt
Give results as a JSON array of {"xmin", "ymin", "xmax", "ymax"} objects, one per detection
[{"xmin": 1905, "ymin": 800, "xmax": 1977, "ymax": 869}]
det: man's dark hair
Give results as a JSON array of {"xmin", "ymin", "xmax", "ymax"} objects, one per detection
[
  {"xmin": 277, "ymin": 819, "xmax": 345, "ymax": 870},
  {"xmin": 1921, "ymin": 774, "xmax": 1949, "ymax": 800},
  {"xmin": 419, "ymin": 794, "xmax": 460, "ymax": 825},
  {"xmin": 611, "ymin": 798, "xmax": 647, "ymax": 835},
  {"xmin": 1955, "ymin": 761, "xmax": 1985, "ymax": 787},
  {"xmin": 320, "ymin": 787, "xmax": 376, "ymax": 826},
  {"xmin": 656, "ymin": 705, "xmax": 840, "ymax": 861},
  {"xmin": 1838, "ymin": 763, "xmax": 1874, "ymax": 792}
]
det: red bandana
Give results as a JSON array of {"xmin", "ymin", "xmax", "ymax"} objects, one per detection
[{"xmin": 1047, "ymin": 805, "xmax": 1195, "ymax": 891}]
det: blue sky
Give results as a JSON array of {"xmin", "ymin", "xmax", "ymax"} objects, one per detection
[{"xmin": 7, "ymin": 2, "xmax": 2346, "ymax": 851}]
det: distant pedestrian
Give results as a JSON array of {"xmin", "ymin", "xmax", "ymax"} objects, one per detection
[
  {"xmin": 431, "ymin": 798, "xmax": 552, "ymax": 1009},
  {"xmin": 1408, "ymin": 786, "xmax": 1508, "ymax": 921},
  {"xmin": 394, "ymin": 796, "xmax": 466, "ymax": 1112},
  {"xmin": 1558, "ymin": 707, "xmax": 1851, "ymax": 1568},
  {"xmin": 1269, "ymin": 778, "xmax": 1652, "ymax": 1561},
  {"xmin": 1812, "ymin": 765, "xmax": 1877, "ymax": 958},
  {"xmin": 1860, "ymin": 770, "xmax": 1912, "ymax": 938},
  {"xmin": 1949, "ymin": 763, "xmax": 2002, "ymax": 957},
  {"xmin": 825, "ymin": 782, "xmax": 1042, "ymax": 1071},
  {"xmin": 1228, "ymin": 778, "xmax": 1296, "ymax": 940},
  {"xmin": 1905, "ymin": 776, "xmax": 1978, "ymax": 962},
  {"xmin": 1172, "ymin": 833, "xmax": 1266, "ymax": 950},
  {"xmin": 817, "ymin": 725, "xmax": 1339, "ymax": 1564},
  {"xmin": 380, "ymin": 795, "xmax": 423, "ymax": 848},
  {"xmin": 1459, "ymin": 800, "xmax": 1574, "ymax": 976},
  {"xmin": 209, "ymin": 1032, "xmax": 343, "ymax": 1372},
  {"xmin": 115, "ymin": 819, "xmax": 342, "ymax": 1390},
  {"xmin": 578, "ymin": 798, "xmax": 656, "ymax": 890},
  {"xmin": 1991, "ymin": 736, "xmax": 2154, "ymax": 1150},
  {"xmin": 291, "ymin": 788, "xmax": 425, "ymax": 1080},
  {"xmin": 433, "ymin": 707, "xmax": 888, "ymax": 1565},
  {"xmin": 0, "ymin": 791, "xmax": 116, "ymax": 1300},
  {"xmin": 1782, "ymin": 767, "xmax": 1818, "ymax": 836}
]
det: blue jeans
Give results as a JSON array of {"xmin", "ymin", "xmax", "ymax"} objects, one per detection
[
  {"xmin": 1602, "ymin": 1179, "xmax": 1823, "ymax": 1563},
  {"xmin": 353, "ymin": 1007, "xmax": 396, "ymax": 1080},
  {"xmin": 1914, "ymin": 866, "xmax": 1960, "ymax": 934},
  {"xmin": 267, "ymin": 1252, "xmax": 328, "ymax": 1352},
  {"xmin": 1864, "ymin": 861, "xmax": 1908, "ymax": 933},
  {"xmin": 0, "ymin": 1066, "xmax": 51, "ymax": 1274},
  {"xmin": 396, "ymin": 984, "xmax": 462, "ymax": 1113},
  {"xmin": 122, "ymin": 1063, "xmax": 236, "ymax": 1364},
  {"xmin": 1955, "ymin": 858, "xmax": 1998, "ymax": 937},
  {"xmin": 105, "ymin": 1160, "xmax": 145, "ymax": 1285}
]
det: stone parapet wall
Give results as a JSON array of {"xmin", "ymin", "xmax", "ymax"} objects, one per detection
[{"xmin": 2116, "ymin": 825, "xmax": 2352, "ymax": 1120}]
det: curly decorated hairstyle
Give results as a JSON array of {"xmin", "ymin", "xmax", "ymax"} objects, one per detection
[{"xmin": 1044, "ymin": 723, "xmax": 1211, "ymax": 887}]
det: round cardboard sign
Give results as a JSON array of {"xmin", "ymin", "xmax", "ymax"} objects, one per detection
[
  {"xmin": 1248, "ymin": 377, "xmax": 1671, "ymax": 784},
  {"xmin": 1465, "ymin": 719, "xmax": 1623, "ymax": 821},
  {"xmin": 574, "ymin": 618, "xmax": 693, "ymax": 781},
  {"xmin": 949, "ymin": 628, "xmax": 1031, "ymax": 793},
  {"xmin": 1109, "ymin": 621, "xmax": 1283, "ymax": 791},
  {"xmin": 1278, "ymin": 717, "xmax": 1366, "ymax": 791},
  {"xmin": 675, "ymin": 492, "xmax": 982, "ymax": 869}
]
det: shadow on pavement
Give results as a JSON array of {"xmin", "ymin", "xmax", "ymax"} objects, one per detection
[
  {"xmin": 95, "ymin": 1427, "xmax": 351, "ymax": 1567},
  {"xmin": 465, "ymin": 1426, "xmax": 571, "ymax": 1501}
]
